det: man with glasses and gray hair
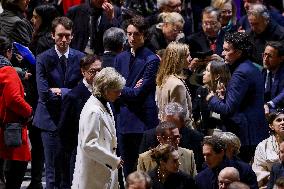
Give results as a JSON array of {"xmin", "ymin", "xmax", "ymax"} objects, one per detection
[
  {"xmin": 247, "ymin": 4, "xmax": 284, "ymax": 65},
  {"xmin": 139, "ymin": 102, "xmax": 204, "ymax": 171}
]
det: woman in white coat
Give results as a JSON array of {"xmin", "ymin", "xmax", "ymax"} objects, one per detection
[{"xmin": 72, "ymin": 67, "xmax": 125, "ymax": 189}]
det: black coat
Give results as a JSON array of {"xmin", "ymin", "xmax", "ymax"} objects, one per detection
[
  {"xmin": 0, "ymin": 9, "xmax": 33, "ymax": 46},
  {"xmin": 67, "ymin": 2, "xmax": 121, "ymax": 54},
  {"xmin": 185, "ymin": 30, "xmax": 225, "ymax": 56},
  {"xmin": 149, "ymin": 167, "xmax": 197, "ymax": 189},
  {"xmin": 248, "ymin": 21, "xmax": 284, "ymax": 65}
]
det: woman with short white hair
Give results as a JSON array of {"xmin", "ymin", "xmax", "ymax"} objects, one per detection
[
  {"xmin": 72, "ymin": 67, "xmax": 126, "ymax": 189},
  {"xmin": 147, "ymin": 12, "xmax": 185, "ymax": 52}
]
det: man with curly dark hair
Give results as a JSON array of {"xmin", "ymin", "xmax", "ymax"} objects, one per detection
[{"xmin": 206, "ymin": 32, "xmax": 269, "ymax": 163}]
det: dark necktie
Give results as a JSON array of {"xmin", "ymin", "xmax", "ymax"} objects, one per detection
[
  {"xmin": 60, "ymin": 55, "xmax": 67, "ymax": 76},
  {"xmin": 265, "ymin": 71, "xmax": 272, "ymax": 101}
]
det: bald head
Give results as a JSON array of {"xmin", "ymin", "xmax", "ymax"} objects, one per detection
[
  {"xmin": 218, "ymin": 167, "xmax": 240, "ymax": 189},
  {"xmin": 228, "ymin": 181, "xmax": 250, "ymax": 189}
]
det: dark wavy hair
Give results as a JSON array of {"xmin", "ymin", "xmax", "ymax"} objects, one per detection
[
  {"xmin": 224, "ymin": 32, "xmax": 253, "ymax": 59},
  {"xmin": 34, "ymin": 4, "xmax": 59, "ymax": 33},
  {"xmin": 0, "ymin": 36, "xmax": 12, "ymax": 56}
]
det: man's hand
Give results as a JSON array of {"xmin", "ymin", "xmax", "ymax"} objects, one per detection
[
  {"xmin": 50, "ymin": 88, "xmax": 62, "ymax": 96},
  {"xmin": 102, "ymin": 2, "xmax": 114, "ymax": 21},
  {"xmin": 134, "ymin": 79, "xmax": 143, "ymax": 88},
  {"xmin": 264, "ymin": 104, "xmax": 270, "ymax": 116}
]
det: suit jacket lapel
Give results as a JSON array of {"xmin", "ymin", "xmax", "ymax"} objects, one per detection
[
  {"xmin": 272, "ymin": 69, "xmax": 280, "ymax": 97},
  {"xmin": 93, "ymin": 97, "xmax": 115, "ymax": 137},
  {"xmin": 49, "ymin": 48, "xmax": 65, "ymax": 86}
]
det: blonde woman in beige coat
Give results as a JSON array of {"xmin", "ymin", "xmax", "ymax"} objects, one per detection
[
  {"xmin": 72, "ymin": 68, "xmax": 125, "ymax": 189},
  {"xmin": 156, "ymin": 42, "xmax": 193, "ymax": 127}
]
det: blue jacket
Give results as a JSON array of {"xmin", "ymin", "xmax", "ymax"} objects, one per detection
[
  {"xmin": 263, "ymin": 64, "xmax": 284, "ymax": 110},
  {"xmin": 114, "ymin": 47, "xmax": 160, "ymax": 134},
  {"xmin": 58, "ymin": 81, "xmax": 91, "ymax": 152},
  {"xmin": 208, "ymin": 59, "xmax": 268, "ymax": 146},
  {"xmin": 33, "ymin": 47, "xmax": 85, "ymax": 131},
  {"xmin": 267, "ymin": 163, "xmax": 284, "ymax": 189}
]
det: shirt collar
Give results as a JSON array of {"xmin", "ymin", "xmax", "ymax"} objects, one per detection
[
  {"xmin": 83, "ymin": 79, "xmax": 92, "ymax": 92},
  {"xmin": 55, "ymin": 45, "xmax": 70, "ymax": 59}
]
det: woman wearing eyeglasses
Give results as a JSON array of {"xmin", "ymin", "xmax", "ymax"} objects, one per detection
[{"xmin": 252, "ymin": 110, "xmax": 284, "ymax": 188}]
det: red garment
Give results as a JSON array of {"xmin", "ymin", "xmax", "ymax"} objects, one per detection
[
  {"xmin": 0, "ymin": 66, "xmax": 32, "ymax": 161},
  {"xmin": 63, "ymin": 0, "xmax": 82, "ymax": 15}
]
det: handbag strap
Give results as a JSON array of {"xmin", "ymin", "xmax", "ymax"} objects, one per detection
[{"xmin": 179, "ymin": 78, "xmax": 191, "ymax": 97}]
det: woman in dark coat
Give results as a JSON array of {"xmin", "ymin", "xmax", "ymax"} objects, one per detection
[{"xmin": 30, "ymin": 4, "xmax": 59, "ymax": 56}]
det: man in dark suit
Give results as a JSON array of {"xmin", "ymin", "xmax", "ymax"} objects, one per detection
[
  {"xmin": 186, "ymin": 6, "xmax": 225, "ymax": 56},
  {"xmin": 67, "ymin": 0, "xmax": 121, "ymax": 54},
  {"xmin": 262, "ymin": 41, "xmax": 284, "ymax": 114},
  {"xmin": 102, "ymin": 27, "xmax": 126, "ymax": 68},
  {"xmin": 207, "ymin": 32, "xmax": 268, "ymax": 163},
  {"xmin": 33, "ymin": 17, "xmax": 85, "ymax": 189},
  {"xmin": 139, "ymin": 102, "xmax": 204, "ymax": 171},
  {"xmin": 195, "ymin": 136, "xmax": 258, "ymax": 189},
  {"xmin": 247, "ymin": 4, "xmax": 284, "ymax": 65},
  {"xmin": 58, "ymin": 55, "xmax": 101, "ymax": 188},
  {"xmin": 114, "ymin": 16, "xmax": 160, "ymax": 177}
]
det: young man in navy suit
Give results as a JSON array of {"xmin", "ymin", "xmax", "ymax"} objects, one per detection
[
  {"xmin": 33, "ymin": 17, "xmax": 85, "ymax": 189},
  {"xmin": 114, "ymin": 16, "xmax": 160, "ymax": 177}
]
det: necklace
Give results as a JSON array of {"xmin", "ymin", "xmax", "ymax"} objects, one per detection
[{"xmin": 157, "ymin": 167, "xmax": 166, "ymax": 183}]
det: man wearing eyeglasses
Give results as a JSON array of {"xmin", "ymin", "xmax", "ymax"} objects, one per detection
[
  {"xmin": 262, "ymin": 41, "xmax": 284, "ymax": 115},
  {"xmin": 186, "ymin": 6, "xmax": 225, "ymax": 56},
  {"xmin": 137, "ymin": 121, "xmax": 197, "ymax": 178},
  {"xmin": 247, "ymin": 4, "xmax": 284, "ymax": 65}
]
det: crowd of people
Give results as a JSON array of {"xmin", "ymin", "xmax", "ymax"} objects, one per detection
[{"xmin": 1, "ymin": 0, "xmax": 284, "ymax": 188}]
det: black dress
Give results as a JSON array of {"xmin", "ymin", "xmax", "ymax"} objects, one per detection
[{"xmin": 148, "ymin": 167, "xmax": 197, "ymax": 189}]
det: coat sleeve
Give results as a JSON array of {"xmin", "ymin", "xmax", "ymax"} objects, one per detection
[
  {"xmin": 3, "ymin": 67, "xmax": 32, "ymax": 118},
  {"xmin": 208, "ymin": 69, "xmax": 249, "ymax": 116},
  {"xmin": 81, "ymin": 111, "xmax": 120, "ymax": 171},
  {"xmin": 252, "ymin": 142, "xmax": 271, "ymax": 187},
  {"xmin": 137, "ymin": 154, "xmax": 147, "ymax": 172},
  {"xmin": 120, "ymin": 57, "xmax": 159, "ymax": 100},
  {"xmin": 36, "ymin": 55, "xmax": 58, "ymax": 103},
  {"xmin": 11, "ymin": 20, "xmax": 32, "ymax": 46}
]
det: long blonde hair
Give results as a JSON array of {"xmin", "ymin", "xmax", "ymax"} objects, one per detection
[{"xmin": 156, "ymin": 42, "xmax": 189, "ymax": 86}]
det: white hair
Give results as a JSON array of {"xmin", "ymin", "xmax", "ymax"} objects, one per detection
[{"xmin": 92, "ymin": 67, "xmax": 125, "ymax": 97}]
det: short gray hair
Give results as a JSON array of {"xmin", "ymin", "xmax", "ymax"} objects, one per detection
[
  {"xmin": 157, "ymin": 0, "xmax": 171, "ymax": 10},
  {"xmin": 202, "ymin": 6, "xmax": 220, "ymax": 20},
  {"xmin": 215, "ymin": 132, "xmax": 241, "ymax": 155},
  {"xmin": 164, "ymin": 102, "xmax": 186, "ymax": 120},
  {"xmin": 92, "ymin": 67, "xmax": 125, "ymax": 97},
  {"xmin": 248, "ymin": 4, "xmax": 270, "ymax": 21},
  {"xmin": 103, "ymin": 27, "xmax": 127, "ymax": 52}
]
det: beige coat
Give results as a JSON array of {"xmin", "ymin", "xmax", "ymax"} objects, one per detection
[
  {"xmin": 156, "ymin": 75, "xmax": 192, "ymax": 127},
  {"xmin": 137, "ymin": 147, "xmax": 197, "ymax": 177},
  {"xmin": 72, "ymin": 95, "xmax": 120, "ymax": 189}
]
